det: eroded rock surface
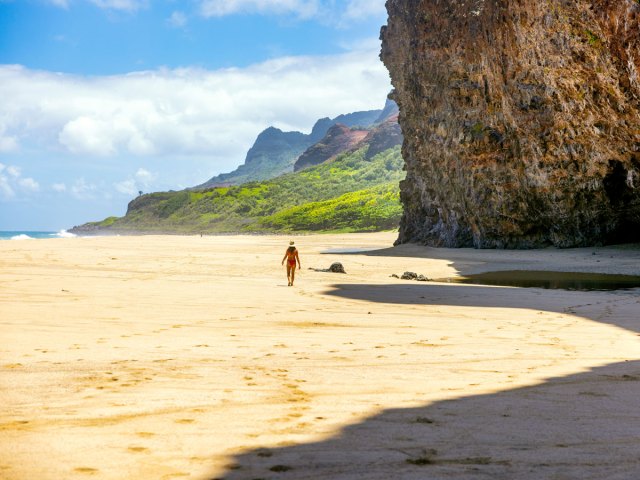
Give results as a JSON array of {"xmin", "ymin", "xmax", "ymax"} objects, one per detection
[
  {"xmin": 382, "ymin": 0, "xmax": 640, "ymax": 247},
  {"xmin": 294, "ymin": 124, "xmax": 369, "ymax": 171}
]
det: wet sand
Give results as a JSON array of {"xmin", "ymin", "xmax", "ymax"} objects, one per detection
[{"xmin": 1, "ymin": 232, "xmax": 639, "ymax": 479}]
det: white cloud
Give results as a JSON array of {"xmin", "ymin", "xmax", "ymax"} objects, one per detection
[
  {"xmin": 59, "ymin": 116, "xmax": 118, "ymax": 156},
  {"xmin": 0, "ymin": 179, "xmax": 14, "ymax": 199},
  {"xmin": 0, "ymin": 163, "xmax": 14, "ymax": 199},
  {"xmin": 89, "ymin": 0, "xmax": 146, "ymax": 11},
  {"xmin": 0, "ymin": 162, "xmax": 40, "ymax": 199},
  {"xmin": 114, "ymin": 178, "xmax": 137, "ymax": 196},
  {"xmin": 6, "ymin": 165, "xmax": 20, "ymax": 177},
  {"xmin": 342, "ymin": 0, "xmax": 386, "ymax": 23},
  {"xmin": 19, "ymin": 177, "xmax": 40, "ymax": 191},
  {"xmin": 199, "ymin": 0, "xmax": 319, "ymax": 18},
  {"xmin": 167, "ymin": 11, "xmax": 188, "ymax": 28},
  {"xmin": 0, "ymin": 134, "xmax": 19, "ymax": 153},
  {"xmin": 47, "ymin": 0, "xmax": 71, "ymax": 7},
  {"xmin": 70, "ymin": 178, "xmax": 97, "ymax": 199},
  {"xmin": 0, "ymin": 122, "xmax": 19, "ymax": 154},
  {"xmin": 45, "ymin": 0, "xmax": 147, "ymax": 11},
  {"xmin": 52, "ymin": 183, "xmax": 67, "ymax": 192},
  {"xmin": 43, "ymin": 0, "xmax": 385, "ymax": 23},
  {"xmin": 0, "ymin": 45, "xmax": 391, "ymax": 173},
  {"xmin": 135, "ymin": 167, "xmax": 156, "ymax": 186},
  {"xmin": 88, "ymin": 0, "xmax": 147, "ymax": 11},
  {"xmin": 197, "ymin": 0, "xmax": 386, "ymax": 23},
  {"xmin": 114, "ymin": 167, "xmax": 157, "ymax": 196}
]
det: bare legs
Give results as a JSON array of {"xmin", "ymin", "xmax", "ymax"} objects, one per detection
[{"xmin": 286, "ymin": 264, "xmax": 296, "ymax": 286}]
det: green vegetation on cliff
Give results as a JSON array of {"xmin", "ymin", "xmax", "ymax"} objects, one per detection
[
  {"xmin": 259, "ymin": 183, "xmax": 402, "ymax": 232},
  {"xmin": 80, "ymin": 146, "xmax": 404, "ymax": 234}
]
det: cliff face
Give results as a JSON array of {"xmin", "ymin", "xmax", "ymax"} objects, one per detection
[
  {"xmin": 363, "ymin": 115, "xmax": 403, "ymax": 160},
  {"xmin": 381, "ymin": 0, "xmax": 640, "ymax": 247},
  {"xmin": 294, "ymin": 124, "xmax": 369, "ymax": 171},
  {"xmin": 293, "ymin": 111, "xmax": 404, "ymax": 172},
  {"xmin": 374, "ymin": 97, "xmax": 401, "ymax": 124}
]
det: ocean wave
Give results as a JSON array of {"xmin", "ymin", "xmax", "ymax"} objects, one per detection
[
  {"xmin": 11, "ymin": 234, "xmax": 35, "ymax": 240},
  {"xmin": 52, "ymin": 230, "xmax": 77, "ymax": 238}
]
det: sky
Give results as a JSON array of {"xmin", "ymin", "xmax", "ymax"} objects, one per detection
[{"xmin": 0, "ymin": 0, "xmax": 392, "ymax": 231}]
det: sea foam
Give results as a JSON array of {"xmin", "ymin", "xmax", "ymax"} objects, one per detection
[{"xmin": 52, "ymin": 230, "xmax": 77, "ymax": 238}]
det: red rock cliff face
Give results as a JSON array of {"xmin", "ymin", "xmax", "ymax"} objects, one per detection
[{"xmin": 381, "ymin": 0, "xmax": 640, "ymax": 247}]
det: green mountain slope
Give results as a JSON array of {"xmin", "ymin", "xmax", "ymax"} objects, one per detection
[
  {"xmin": 195, "ymin": 105, "xmax": 391, "ymax": 189},
  {"xmin": 73, "ymin": 146, "xmax": 405, "ymax": 235},
  {"xmin": 259, "ymin": 183, "xmax": 402, "ymax": 232},
  {"xmin": 194, "ymin": 127, "xmax": 312, "ymax": 188}
]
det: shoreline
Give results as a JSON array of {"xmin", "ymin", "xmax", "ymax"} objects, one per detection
[
  {"xmin": 1, "ymin": 232, "xmax": 639, "ymax": 479},
  {"xmin": 68, "ymin": 225, "xmax": 640, "ymax": 250}
]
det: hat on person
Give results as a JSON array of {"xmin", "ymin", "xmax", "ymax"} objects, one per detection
[{"xmin": 289, "ymin": 241, "xmax": 295, "ymax": 245}]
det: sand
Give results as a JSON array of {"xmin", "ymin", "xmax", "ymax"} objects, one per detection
[{"xmin": 1, "ymin": 232, "xmax": 639, "ymax": 479}]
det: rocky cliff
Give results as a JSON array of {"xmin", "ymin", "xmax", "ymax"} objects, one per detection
[
  {"xmin": 363, "ymin": 115, "xmax": 403, "ymax": 160},
  {"xmin": 294, "ymin": 124, "xmax": 370, "ymax": 171},
  {"xmin": 294, "ymin": 103, "xmax": 403, "ymax": 171},
  {"xmin": 374, "ymin": 97, "xmax": 400, "ymax": 124},
  {"xmin": 381, "ymin": 0, "xmax": 640, "ymax": 247}
]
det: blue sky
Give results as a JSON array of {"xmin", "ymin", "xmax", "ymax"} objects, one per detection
[{"xmin": 0, "ymin": 0, "xmax": 391, "ymax": 231}]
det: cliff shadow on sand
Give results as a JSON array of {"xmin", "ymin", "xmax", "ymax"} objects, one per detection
[{"xmin": 214, "ymin": 280, "xmax": 640, "ymax": 479}]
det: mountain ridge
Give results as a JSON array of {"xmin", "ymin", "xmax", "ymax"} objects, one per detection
[
  {"xmin": 196, "ymin": 98, "xmax": 399, "ymax": 189},
  {"xmin": 71, "ymin": 97, "xmax": 405, "ymax": 235}
]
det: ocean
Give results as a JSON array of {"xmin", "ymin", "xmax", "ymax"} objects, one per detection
[{"xmin": 0, "ymin": 230, "xmax": 77, "ymax": 240}]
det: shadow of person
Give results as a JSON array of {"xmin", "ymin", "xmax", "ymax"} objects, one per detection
[{"xmin": 213, "ymin": 283, "xmax": 640, "ymax": 479}]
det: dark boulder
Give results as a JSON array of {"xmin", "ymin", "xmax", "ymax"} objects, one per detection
[{"xmin": 329, "ymin": 262, "xmax": 346, "ymax": 274}]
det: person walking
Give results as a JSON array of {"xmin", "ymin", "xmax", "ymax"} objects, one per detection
[{"xmin": 281, "ymin": 241, "xmax": 301, "ymax": 286}]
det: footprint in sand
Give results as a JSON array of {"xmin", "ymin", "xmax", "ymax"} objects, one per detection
[
  {"xmin": 174, "ymin": 418, "xmax": 195, "ymax": 424},
  {"xmin": 127, "ymin": 446, "xmax": 149, "ymax": 453},
  {"xmin": 3, "ymin": 363, "xmax": 23, "ymax": 369},
  {"xmin": 74, "ymin": 467, "xmax": 99, "ymax": 474}
]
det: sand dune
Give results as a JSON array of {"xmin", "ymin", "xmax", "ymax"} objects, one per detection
[{"xmin": 1, "ymin": 232, "xmax": 639, "ymax": 479}]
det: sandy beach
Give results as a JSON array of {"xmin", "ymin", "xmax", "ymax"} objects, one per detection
[{"xmin": 1, "ymin": 232, "xmax": 639, "ymax": 479}]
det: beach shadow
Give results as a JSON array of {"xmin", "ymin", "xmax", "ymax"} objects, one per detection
[
  {"xmin": 323, "ymin": 283, "xmax": 640, "ymax": 333},
  {"xmin": 213, "ymin": 283, "xmax": 640, "ymax": 479},
  {"xmin": 323, "ymin": 243, "xmax": 640, "ymax": 279},
  {"xmin": 215, "ymin": 363, "xmax": 640, "ymax": 479}
]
